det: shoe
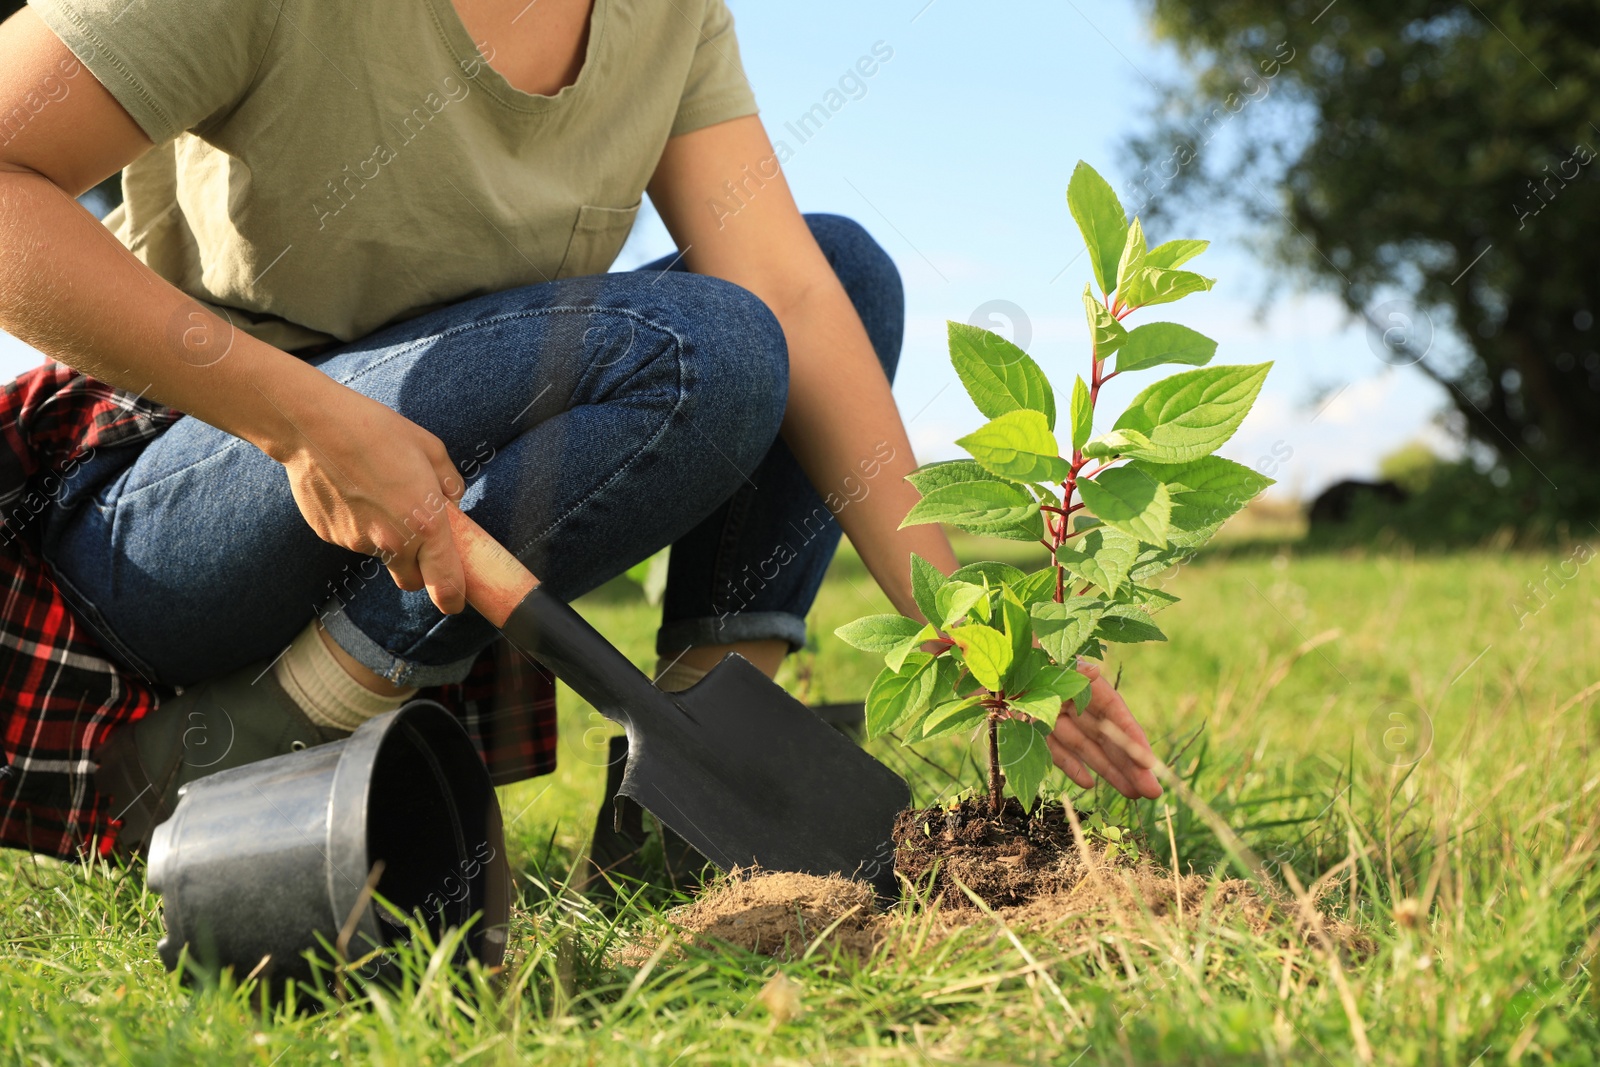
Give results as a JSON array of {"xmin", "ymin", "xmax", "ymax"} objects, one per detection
[
  {"xmin": 93, "ymin": 658, "xmax": 351, "ymax": 856},
  {"xmin": 579, "ymin": 735, "xmax": 709, "ymax": 904}
]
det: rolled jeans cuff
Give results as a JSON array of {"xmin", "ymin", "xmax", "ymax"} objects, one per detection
[
  {"xmin": 656, "ymin": 610, "xmax": 808, "ymax": 657},
  {"xmin": 320, "ymin": 601, "xmax": 478, "ymax": 687}
]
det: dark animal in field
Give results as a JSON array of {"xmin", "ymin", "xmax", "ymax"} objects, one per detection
[{"xmin": 1307, "ymin": 479, "xmax": 1409, "ymax": 527}]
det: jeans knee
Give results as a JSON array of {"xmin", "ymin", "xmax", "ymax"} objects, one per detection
[
  {"xmin": 673, "ymin": 275, "xmax": 789, "ymax": 472},
  {"xmin": 802, "ymin": 213, "xmax": 904, "ymax": 383}
]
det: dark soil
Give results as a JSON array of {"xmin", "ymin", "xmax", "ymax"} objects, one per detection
[{"xmin": 892, "ymin": 796, "xmax": 1090, "ymax": 912}]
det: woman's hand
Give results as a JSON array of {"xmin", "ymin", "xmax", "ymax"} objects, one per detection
[
  {"xmin": 274, "ymin": 381, "xmax": 468, "ymax": 615},
  {"xmin": 1047, "ymin": 660, "xmax": 1163, "ymax": 799}
]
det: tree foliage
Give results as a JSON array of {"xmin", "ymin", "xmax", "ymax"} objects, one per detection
[{"xmin": 1123, "ymin": 0, "xmax": 1600, "ymax": 523}]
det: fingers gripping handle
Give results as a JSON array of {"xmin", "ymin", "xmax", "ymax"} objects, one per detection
[{"xmin": 445, "ymin": 504, "xmax": 539, "ymax": 628}]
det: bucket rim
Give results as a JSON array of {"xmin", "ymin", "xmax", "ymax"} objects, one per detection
[{"xmin": 323, "ymin": 700, "xmax": 481, "ymax": 961}]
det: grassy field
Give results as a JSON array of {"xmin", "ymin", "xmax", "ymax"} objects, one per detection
[{"xmin": 2, "ymin": 539, "xmax": 1597, "ymax": 1065}]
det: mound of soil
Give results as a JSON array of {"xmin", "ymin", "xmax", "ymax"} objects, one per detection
[
  {"xmin": 651, "ymin": 798, "xmax": 1372, "ymax": 963},
  {"xmin": 664, "ymin": 871, "xmax": 879, "ymax": 959}
]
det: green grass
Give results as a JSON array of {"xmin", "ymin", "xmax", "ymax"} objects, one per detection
[{"xmin": 3, "ymin": 543, "xmax": 1598, "ymax": 1065}]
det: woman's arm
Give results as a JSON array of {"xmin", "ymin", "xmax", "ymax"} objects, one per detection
[
  {"xmin": 0, "ymin": 11, "xmax": 468, "ymax": 613},
  {"xmin": 646, "ymin": 115, "xmax": 959, "ymax": 620}
]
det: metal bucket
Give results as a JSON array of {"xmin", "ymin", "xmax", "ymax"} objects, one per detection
[{"xmin": 147, "ymin": 700, "xmax": 510, "ymax": 987}]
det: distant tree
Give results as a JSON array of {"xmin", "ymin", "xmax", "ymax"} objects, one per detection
[{"xmin": 1124, "ymin": 0, "xmax": 1600, "ymax": 524}]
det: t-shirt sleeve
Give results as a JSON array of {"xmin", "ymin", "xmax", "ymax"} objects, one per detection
[
  {"xmin": 669, "ymin": 0, "xmax": 758, "ymax": 138},
  {"xmin": 26, "ymin": 0, "xmax": 281, "ymax": 144}
]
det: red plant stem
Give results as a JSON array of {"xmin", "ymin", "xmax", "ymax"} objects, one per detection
[
  {"xmin": 987, "ymin": 711, "xmax": 1003, "ymax": 814},
  {"xmin": 1053, "ymin": 294, "xmax": 1136, "ymax": 603}
]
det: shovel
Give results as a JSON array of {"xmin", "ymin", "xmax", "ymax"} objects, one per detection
[{"xmin": 446, "ymin": 506, "xmax": 910, "ymax": 899}]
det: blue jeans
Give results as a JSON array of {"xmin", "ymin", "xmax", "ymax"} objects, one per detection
[{"xmin": 39, "ymin": 215, "xmax": 903, "ymax": 688}]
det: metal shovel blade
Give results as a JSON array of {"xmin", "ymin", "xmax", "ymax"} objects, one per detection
[{"xmin": 501, "ymin": 587, "xmax": 909, "ymax": 899}]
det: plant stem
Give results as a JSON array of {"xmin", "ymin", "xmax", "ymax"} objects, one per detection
[
  {"xmin": 1054, "ymin": 312, "xmax": 1114, "ymax": 602},
  {"xmin": 987, "ymin": 711, "xmax": 1003, "ymax": 814}
]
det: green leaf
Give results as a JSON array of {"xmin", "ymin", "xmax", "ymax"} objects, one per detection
[
  {"xmin": 1143, "ymin": 239, "xmax": 1208, "ymax": 270},
  {"xmin": 1012, "ymin": 566, "xmax": 1060, "ymax": 606},
  {"xmin": 1080, "ymin": 427, "xmax": 1155, "ymax": 460},
  {"xmin": 1032, "ymin": 661, "xmax": 1092, "ymax": 704},
  {"xmin": 1069, "ymin": 376, "xmax": 1093, "ymax": 454},
  {"xmin": 997, "ymin": 718, "xmax": 1055, "ymax": 810},
  {"xmin": 917, "ymin": 696, "xmax": 988, "ymax": 741},
  {"xmin": 950, "ymin": 624, "xmax": 1013, "ymax": 692},
  {"xmin": 1010, "ymin": 660, "xmax": 1091, "ymax": 718},
  {"xmin": 864, "ymin": 654, "xmax": 940, "ymax": 739},
  {"xmin": 1067, "ymin": 161, "xmax": 1128, "ymax": 299},
  {"xmin": 1029, "ymin": 598, "xmax": 1107, "ymax": 664},
  {"xmin": 947, "ymin": 321, "xmax": 1057, "ymax": 430},
  {"xmin": 1121, "ymin": 267, "xmax": 1215, "ymax": 310},
  {"xmin": 985, "ymin": 520, "xmax": 1051, "ymax": 543},
  {"xmin": 1114, "ymin": 217, "xmax": 1147, "ymax": 297},
  {"xmin": 1112, "ymin": 363, "xmax": 1272, "ymax": 464},
  {"xmin": 834, "ymin": 614, "xmax": 925, "ymax": 654},
  {"xmin": 901, "ymin": 480, "xmax": 1043, "ymax": 539},
  {"xmin": 1134, "ymin": 586, "xmax": 1181, "ymax": 613},
  {"xmin": 1095, "ymin": 603, "xmax": 1167, "ymax": 644},
  {"xmin": 1114, "ymin": 322, "xmax": 1217, "ymax": 374},
  {"xmin": 1129, "ymin": 541, "xmax": 1195, "ymax": 583},
  {"xmin": 1077, "ymin": 465, "xmax": 1173, "ymax": 548},
  {"xmin": 870, "ymin": 653, "xmax": 962, "ymax": 739},
  {"xmin": 920, "ymin": 655, "xmax": 963, "ymax": 734},
  {"xmin": 885, "ymin": 623, "xmax": 940, "ymax": 672},
  {"xmin": 934, "ymin": 580, "xmax": 989, "ymax": 629},
  {"xmin": 909, "ymin": 553, "xmax": 946, "ymax": 627},
  {"xmin": 998, "ymin": 587, "xmax": 1033, "ymax": 682},
  {"xmin": 906, "ymin": 459, "xmax": 1016, "ymax": 496},
  {"xmin": 1133, "ymin": 455, "xmax": 1274, "ymax": 533},
  {"xmin": 1082, "ymin": 286, "xmax": 1127, "ymax": 359},
  {"xmin": 950, "ymin": 561, "xmax": 1027, "ymax": 590},
  {"xmin": 956, "ymin": 410, "xmax": 1071, "ymax": 484},
  {"xmin": 1054, "ymin": 528, "xmax": 1138, "ymax": 595},
  {"xmin": 968, "ymin": 589, "xmax": 993, "ymax": 624}
]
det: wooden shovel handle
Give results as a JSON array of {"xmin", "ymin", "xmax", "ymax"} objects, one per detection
[{"xmin": 445, "ymin": 504, "xmax": 539, "ymax": 628}]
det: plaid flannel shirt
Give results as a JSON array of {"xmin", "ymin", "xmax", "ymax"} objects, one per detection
[{"xmin": 0, "ymin": 361, "xmax": 557, "ymax": 859}]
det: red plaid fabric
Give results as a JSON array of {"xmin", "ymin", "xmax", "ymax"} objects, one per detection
[{"xmin": 0, "ymin": 361, "xmax": 557, "ymax": 859}]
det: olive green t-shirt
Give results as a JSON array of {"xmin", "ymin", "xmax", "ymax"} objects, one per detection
[{"xmin": 29, "ymin": 0, "xmax": 759, "ymax": 351}]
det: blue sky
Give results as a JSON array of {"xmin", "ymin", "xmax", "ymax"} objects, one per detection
[{"xmin": 1, "ymin": 0, "xmax": 1455, "ymax": 498}]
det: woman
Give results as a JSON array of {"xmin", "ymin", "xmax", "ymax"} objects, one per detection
[{"xmin": 0, "ymin": 0, "xmax": 1160, "ymax": 859}]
